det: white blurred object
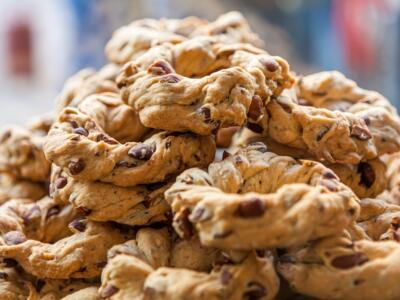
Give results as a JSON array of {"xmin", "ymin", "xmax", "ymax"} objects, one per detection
[{"xmin": 0, "ymin": 0, "xmax": 75, "ymax": 126}]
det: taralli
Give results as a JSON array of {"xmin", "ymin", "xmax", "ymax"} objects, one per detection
[
  {"xmin": 165, "ymin": 142, "xmax": 359, "ymax": 249},
  {"xmin": 44, "ymin": 108, "xmax": 215, "ymax": 186},
  {"xmin": 28, "ymin": 279, "xmax": 99, "ymax": 300},
  {"xmin": 2, "ymin": 11, "xmax": 400, "ymax": 300},
  {"xmin": 357, "ymin": 198, "xmax": 400, "ymax": 242},
  {"xmin": 0, "ymin": 196, "xmax": 76, "ymax": 243},
  {"xmin": 117, "ymin": 38, "xmax": 294, "ymax": 134},
  {"xmin": 0, "ymin": 173, "xmax": 47, "ymax": 204},
  {"xmin": 0, "ymin": 266, "xmax": 32, "ymax": 299},
  {"xmin": 0, "ymin": 221, "xmax": 127, "ymax": 279},
  {"xmin": 55, "ymin": 65, "xmax": 119, "ymax": 113},
  {"xmin": 100, "ymin": 227, "xmax": 278, "ymax": 300},
  {"xmin": 0, "ymin": 127, "xmax": 50, "ymax": 182},
  {"xmin": 232, "ymin": 128, "xmax": 387, "ymax": 198},
  {"xmin": 50, "ymin": 165, "xmax": 170, "ymax": 226},
  {"xmin": 264, "ymin": 71, "xmax": 400, "ymax": 164},
  {"xmin": 118, "ymin": 59, "xmax": 256, "ymax": 135},
  {"xmin": 381, "ymin": 152, "xmax": 400, "ymax": 204},
  {"xmin": 27, "ymin": 114, "xmax": 54, "ymax": 137},
  {"xmin": 106, "ymin": 227, "xmax": 218, "ymax": 272},
  {"xmin": 278, "ymin": 233, "xmax": 400, "ymax": 300},
  {"xmin": 77, "ymin": 92, "xmax": 148, "ymax": 143},
  {"xmin": 105, "ymin": 11, "xmax": 263, "ymax": 65}
]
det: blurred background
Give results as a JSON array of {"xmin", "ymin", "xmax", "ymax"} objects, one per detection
[{"xmin": 1, "ymin": 0, "xmax": 399, "ymax": 126}]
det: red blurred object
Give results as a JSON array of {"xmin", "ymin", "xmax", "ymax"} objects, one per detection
[
  {"xmin": 7, "ymin": 17, "xmax": 33, "ymax": 77},
  {"xmin": 333, "ymin": 0, "xmax": 388, "ymax": 73}
]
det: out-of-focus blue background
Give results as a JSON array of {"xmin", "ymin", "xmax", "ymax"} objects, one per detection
[{"xmin": 1, "ymin": 0, "xmax": 399, "ymax": 126}]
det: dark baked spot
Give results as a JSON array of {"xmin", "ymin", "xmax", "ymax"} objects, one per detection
[
  {"xmin": 236, "ymin": 198, "xmax": 265, "ymax": 218},
  {"xmin": 331, "ymin": 253, "xmax": 368, "ymax": 269},
  {"xmin": 322, "ymin": 170, "xmax": 337, "ymax": 180},
  {"xmin": 249, "ymin": 142, "xmax": 268, "ymax": 153},
  {"xmin": 128, "ymin": 143, "xmax": 156, "ymax": 160},
  {"xmin": 246, "ymin": 122, "xmax": 263, "ymax": 133},
  {"xmin": 350, "ymin": 122, "xmax": 372, "ymax": 140},
  {"xmin": 54, "ymin": 177, "xmax": 68, "ymax": 189},
  {"xmin": 279, "ymin": 102, "xmax": 292, "ymax": 114},
  {"xmin": 115, "ymin": 160, "xmax": 137, "ymax": 168},
  {"xmin": 198, "ymin": 107, "xmax": 211, "ymax": 123},
  {"xmin": 190, "ymin": 206, "xmax": 212, "ymax": 222},
  {"xmin": 69, "ymin": 121, "xmax": 79, "ymax": 129},
  {"xmin": 73, "ymin": 127, "xmax": 88, "ymax": 137},
  {"xmin": 260, "ymin": 57, "xmax": 279, "ymax": 72},
  {"xmin": 96, "ymin": 133, "xmax": 118, "ymax": 145},
  {"xmin": 316, "ymin": 127, "xmax": 328, "ymax": 141},
  {"xmin": 76, "ymin": 206, "xmax": 92, "ymax": 216},
  {"xmin": 248, "ymin": 95, "xmax": 263, "ymax": 121},
  {"xmin": 222, "ymin": 151, "xmax": 231, "ymax": 160},
  {"xmin": 3, "ymin": 259, "xmax": 18, "ymax": 268},
  {"xmin": 220, "ymin": 268, "xmax": 232, "ymax": 285},
  {"xmin": 321, "ymin": 180, "xmax": 338, "ymax": 192},
  {"xmin": 46, "ymin": 205, "xmax": 61, "ymax": 219},
  {"xmin": 22, "ymin": 205, "xmax": 41, "ymax": 225},
  {"xmin": 68, "ymin": 159, "xmax": 85, "ymax": 175},
  {"xmin": 69, "ymin": 219, "xmax": 86, "ymax": 232},
  {"xmin": 243, "ymin": 281, "xmax": 267, "ymax": 300},
  {"xmin": 148, "ymin": 60, "xmax": 174, "ymax": 75},
  {"xmin": 160, "ymin": 74, "xmax": 181, "ymax": 83},
  {"xmin": 362, "ymin": 116, "xmax": 371, "ymax": 126},
  {"xmin": 278, "ymin": 254, "xmax": 296, "ymax": 264},
  {"xmin": 175, "ymin": 208, "xmax": 193, "ymax": 239},
  {"xmin": 3, "ymin": 231, "xmax": 27, "ymax": 245},
  {"xmin": 357, "ymin": 162, "xmax": 375, "ymax": 188}
]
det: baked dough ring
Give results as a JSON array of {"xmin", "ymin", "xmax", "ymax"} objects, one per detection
[
  {"xmin": 77, "ymin": 92, "xmax": 148, "ymax": 143},
  {"xmin": 118, "ymin": 59, "xmax": 257, "ymax": 135},
  {"xmin": 55, "ymin": 64, "xmax": 119, "ymax": 113},
  {"xmin": 265, "ymin": 71, "xmax": 400, "ymax": 164},
  {"xmin": 50, "ymin": 165, "xmax": 170, "ymax": 226},
  {"xmin": 116, "ymin": 37, "xmax": 294, "ymax": 134},
  {"xmin": 0, "ymin": 126, "xmax": 50, "ymax": 182},
  {"xmin": 0, "ymin": 173, "xmax": 47, "ymax": 204},
  {"xmin": 232, "ymin": 128, "xmax": 387, "ymax": 199},
  {"xmin": 278, "ymin": 233, "xmax": 400, "ymax": 300},
  {"xmin": 105, "ymin": 11, "xmax": 263, "ymax": 65},
  {"xmin": 100, "ymin": 228, "xmax": 278, "ymax": 300},
  {"xmin": 0, "ymin": 221, "xmax": 126, "ymax": 279},
  {"xmin": 0, "ymin": 196, "xmax": 76, "ymax": 243},
  {"xmin": 0, "ymin": 266, "xmax": 32, "ymax": 299},
  {"xmin": 28, "ymin": 279, "xmax": 99, "ymax": 300},
  {"xmin": 44, "ymin": 108, "xmax": 215, "ymax": 186},
  {"xmin": 357, "ymin": 198, "xmax": 400, "ymax": 242},
  {"xmin": 165, "ymin": 142, "xmax": 359, "ymax": 250}
]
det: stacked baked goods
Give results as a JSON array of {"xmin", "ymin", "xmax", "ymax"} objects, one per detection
[{"xmin": 1, "ymin": 11, "xmax": 400, "ymax": 300}]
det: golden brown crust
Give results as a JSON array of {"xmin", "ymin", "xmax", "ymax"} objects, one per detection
[
  {"xmin": 278, "ymin": 233, "xmax": 400, "ymax": 300},
  {"xmin": 55, "ymin": 67, "xmax": 118, "ymax": 113},
  {"xmin": 105, "ymin": 12, "xmax": 263, "ymax": 65},
  {"xmin": 232, "ymin": 128, "xmax": 387, "ymax": 199},
  {"xmin": 100, "ymin": 228, "xmax": 278, "ymax": 300},
  {"xmin": 0, "ymin": 196, "xmax": 76, "ymax": 243},
  {"xmin": 166, "ymin": 143, "xmax": 359, "ymax": 249},
  {"xmin": 44, "ymin": 108, "xmax": 215, "ymax": 186},
  {"xmin": 0, "ymin": 173, "xmax": 47, "ymax": 204},
  {"xmin": 0, "ymin": 221, "xmax": 127, "ymax": 279},
  {"xmin": 0, "ymin": 127, "xmax": 50, "ymax": 182},
  {"xmin": 264, "ymin": 71, "xmax": 400, "ymax": 164}
]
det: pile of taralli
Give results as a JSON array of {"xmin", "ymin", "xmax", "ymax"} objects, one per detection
[{"xmin": 1, "ymin": 12, "xmax": 400, "ymax": 300}]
